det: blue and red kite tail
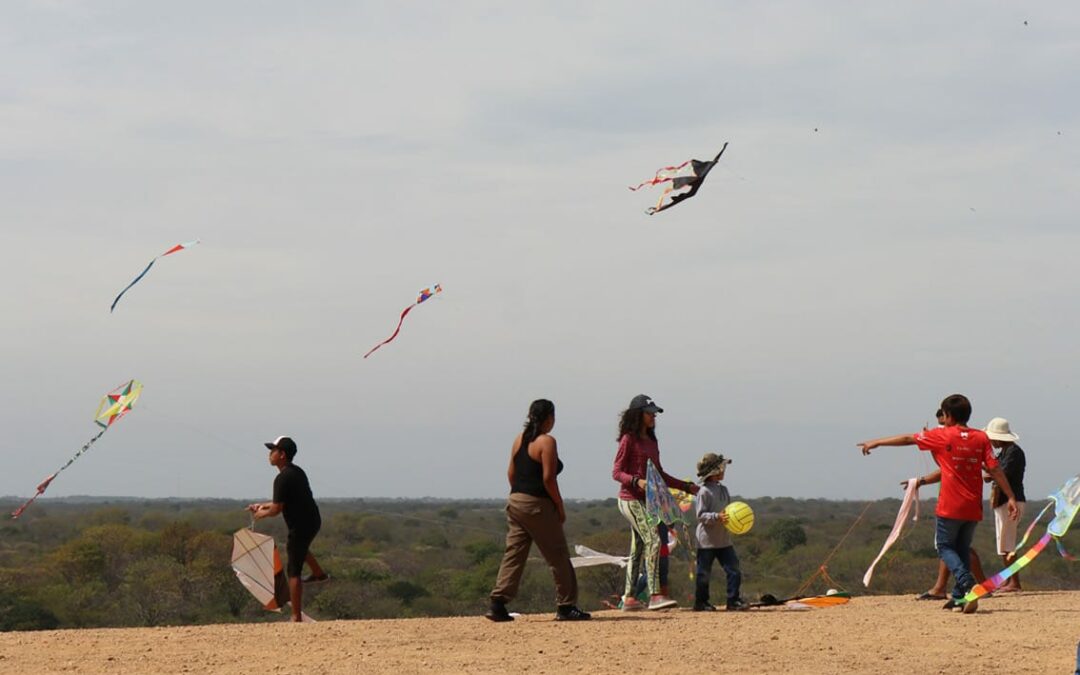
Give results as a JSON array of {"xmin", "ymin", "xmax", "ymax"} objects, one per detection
[{"xmin": 110, "ymin": 240, "xmax": 200, "ymax": 312}]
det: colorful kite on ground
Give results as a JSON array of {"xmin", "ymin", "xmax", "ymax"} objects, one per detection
[
  {"xmin": 11, "ymin": 380, "xmax": 143, "ymax": 519},
  {"xmin": 363, "ymin": 284, "xmax": 443, "ymax": 359},
  {"xmin": 750, "ymin": 590, "xmax": 852, "ymax": 610},
  {"xmin": 630, "ymin": 143, "xmax": 728, "ymax": 215},
  {"xmin": 962, "ymin": 473, "xmax": 1080, "ymax": 605},
  {"xmin": 110, "ymin": 240, "xmax": 200, "ymax": 312}
]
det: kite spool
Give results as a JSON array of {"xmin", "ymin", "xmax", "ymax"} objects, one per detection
[{"xmin": 724, "ymin": 501, "xmax": 755, "ymax": 535}]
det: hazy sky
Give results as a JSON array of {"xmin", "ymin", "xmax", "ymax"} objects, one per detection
[{"xmin": 2, "ymin": 2, "xmax": 1078, "ymax": 505}]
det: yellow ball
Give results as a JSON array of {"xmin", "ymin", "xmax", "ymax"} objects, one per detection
[{"xmin": 723, "ymin": 501, "xmax": 754, "ymax": 535}]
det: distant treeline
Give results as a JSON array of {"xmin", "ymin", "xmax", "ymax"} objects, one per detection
[{"xmin": 1, "ymin": 496, "xmax": 1076, "ymax": 631}]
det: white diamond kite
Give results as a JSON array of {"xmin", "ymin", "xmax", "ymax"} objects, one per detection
[{"xmin": 231, "ymin": 525, "xmax": 314, "ymax": 621}]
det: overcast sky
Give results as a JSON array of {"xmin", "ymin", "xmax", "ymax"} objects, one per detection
[{"xmin": 2, "ymin": 2, "xmax": 1078, "ymax": 506}]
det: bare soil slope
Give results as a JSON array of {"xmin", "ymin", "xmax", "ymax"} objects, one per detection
[{"xmin": 2, "ymin": 591, "xmax": 1078, "ymax": 674}]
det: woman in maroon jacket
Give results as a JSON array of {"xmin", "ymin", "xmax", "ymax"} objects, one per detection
[{"xmin": 611, "ymin": 394, "xmax": 697, "ymax": 610}]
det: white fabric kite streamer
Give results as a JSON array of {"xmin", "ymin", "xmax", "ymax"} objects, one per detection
[
  {"xmin": 570, "ymin": 545, "xmax": 630, "ymax": 569},
  {"xmin": 863, "ymin": 477, "xmax": 920, "ymax": 587}
]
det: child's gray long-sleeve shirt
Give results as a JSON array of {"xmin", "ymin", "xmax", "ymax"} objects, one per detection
[{"xmin": 695, "ymin": 481, "xmax": 733, "ymax": 549}]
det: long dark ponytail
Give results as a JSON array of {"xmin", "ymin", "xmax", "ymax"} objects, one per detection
[{"xmin": 521, "ymin": 399, "xmax": 555, "ymax": 449}]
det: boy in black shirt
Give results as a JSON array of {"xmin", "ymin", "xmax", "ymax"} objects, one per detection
[{"xmin": 248, "ymin": 435, "xmax": 326, "ymax": 621}]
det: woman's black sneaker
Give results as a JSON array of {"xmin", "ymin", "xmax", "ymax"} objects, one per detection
[
  {"xmin": 555, "ymin": 605, "xmax": 591, "ymax": 621},
  {"xmin": 485, "ymin": 600, "xmax": 513, "ymax": 622},
  {"xmin": 692, "ymin": 602, "xmax": 717, "ymax": 612},
  {"xmin": 726, "ymin": 598, "xmax": 750, "ymax": 611}
]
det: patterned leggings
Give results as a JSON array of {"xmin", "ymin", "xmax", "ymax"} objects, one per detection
[{"xmin": 617, "ymin": 498, "xmax": 661, "ymax": 597}]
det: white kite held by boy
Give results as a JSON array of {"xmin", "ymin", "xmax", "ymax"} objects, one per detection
[
  {"xmin": 863, "ymin": 477, "xmax": 920, "ymax": 587},
  {"xmin": 231, "ymin": 524, "xmax": 315, "ymax": 622}
]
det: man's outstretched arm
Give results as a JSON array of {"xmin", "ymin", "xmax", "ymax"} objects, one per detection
[{"xmin": 858, "ymin": 434, "xmax": 918, "ymax": 456}]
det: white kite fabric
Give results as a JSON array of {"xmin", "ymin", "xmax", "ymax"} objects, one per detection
[
  {"xmin": 570, "ymin": 545, "xmax": 629, "ymax": 569},
  {"xmin": 231, "ymin": 527, "xmax": 287, "ymax": 610},
  {"xmin": 863, "ymin": 477, "xmax": 920, "ymax": 587},
  {"xmin": 231, "ymin": 525, "xmax": 315, "ymax": 622},
  {"xmin": 569, "ymin": 534, "xmax": 679, "ymax": 569}
]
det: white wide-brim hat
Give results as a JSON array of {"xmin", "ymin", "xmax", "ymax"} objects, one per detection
[{"xmin": 984, "ymin": 417, "xmax": 1019, "ymax": 442}]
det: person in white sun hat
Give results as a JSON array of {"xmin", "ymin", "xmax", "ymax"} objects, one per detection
[{"xmin": 983, "ymin": 417, "xmax": 1027, "ymax": 592}]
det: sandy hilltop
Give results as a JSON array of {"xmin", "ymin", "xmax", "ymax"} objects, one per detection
[{"xmin": 2, "ymin": 591, "xmax": 1078, "ymax": 674}]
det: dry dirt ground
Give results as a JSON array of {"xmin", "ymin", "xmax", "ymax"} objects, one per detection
[{"xmin": 2, "ymin": 591, "xmax": 1079, "ymax": 674}]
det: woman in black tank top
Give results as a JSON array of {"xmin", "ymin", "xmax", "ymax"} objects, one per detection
[
  {"xmin": 511, "ymin": 422, "xmax": 564, "ymax": 500},
  {"xmin": 485, "ymin": 399, "xmax": 590, "ymax": 622}
]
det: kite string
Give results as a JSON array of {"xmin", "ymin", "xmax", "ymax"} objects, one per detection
[
  {"xmin": 871, "ymin": 449, "xmax": 932, "ymax": 581},
  {"xmin": 867, "ymin": 426, "xmax": 938, "ymax": 581},
  {"xmin": 132, "ymin": 407, "xmax": 519, "ymax": 540},
  {"xmin": 716, "ymin": 159, "xmax": 749, "ymax": 182},
  {"xmin": 136, "ymin": 403, "xmax": 253, "ymax": 456},
  {"xmin": 793, "ymin": 499, "xmax": 874, "ymax": 597}
]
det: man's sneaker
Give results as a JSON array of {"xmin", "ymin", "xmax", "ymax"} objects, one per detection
[
  {"xmin": 648, "ymin": 595, "xmax": 678, "ymax": 610},
  {"xmin": 484, "ymin": 600, "xmax": 513, "ymax": 622},
  {"xmin": 621, "ymin": 597, "xmax": 646, "ymax": 611},
  {"xmin": 692, "ymin": 602, "xmax": 717, "ymax": 612},
  {"xmin": 941, "ymin": 598, "xmax": 961, "ymax": 611},
  {"xmin": 555, "ymin": 605, "xmax": 592, "ymax": 621},
  {"xmin": 302, "ymin": 573, "xmax": 330, "ymax": 584},
  {"xmin": 726, "ymin": 598, "xmax": 750, "ymax": 611},
  {"xmin": 961, "ymin": 598, "xmax": 979, "ymax": 614}
]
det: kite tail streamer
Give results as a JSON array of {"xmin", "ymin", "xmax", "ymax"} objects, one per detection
[
  {"xmin": 964, "ymin": 532, "xmax": 1053, "ymax": 603},
  {"xmin": 628, "ymin": 161, "xmax": 691, "ymax": 191},
  {"xmin": 10, "ymin": 473, "xmax": 57, "ymax": 519},
  {"xmin": 672, "ymin": 522, "xmax": 696, "ymax": 580},
  {"xmin": 110, "ymin": 259, "xmax": 157, "ymax": 312},
  {"xmin": 962, "ymin": 501, "xmax": 1055, "ymax": 603},
  {"xmin": 11, "ymin": 428, "xmax": 107, "ymax": 519},
  {"xmin": 109, "ymin": 240, "xmax": 199, "ymax": 312},
  {"xmin": 363, "ymin": 304, "xmax": 416, "ymax": 358},
  {"xmin": 1055, "ymin": 537, "xmax": 1077, "ymax": 561},
  {"xmin": 863, "ymin": 477, "xmax": 920, "ymax": 587}
]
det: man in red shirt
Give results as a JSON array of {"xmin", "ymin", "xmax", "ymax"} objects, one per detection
[{"xmin": 858, "ymin": 394, "xmax": 1018, "ymax": 614}]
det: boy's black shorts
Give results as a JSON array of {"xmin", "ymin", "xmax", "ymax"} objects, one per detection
[{"xmin": 286, "ymin": 527, "xmax": 319, "ymax": 578}]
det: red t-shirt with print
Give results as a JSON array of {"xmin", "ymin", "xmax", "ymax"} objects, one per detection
[{"xmin": 914, "ymin": 425, "xmax": 998, "ymax": 521}]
